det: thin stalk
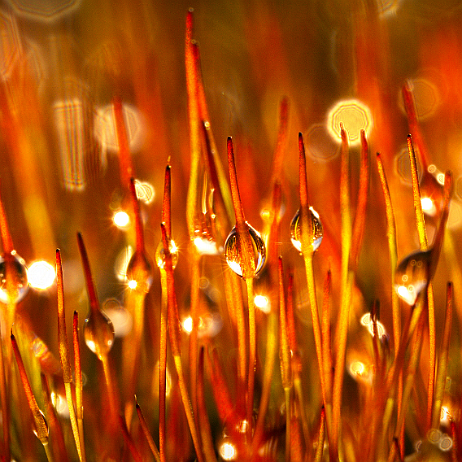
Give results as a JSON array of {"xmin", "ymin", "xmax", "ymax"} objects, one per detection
[
  {"xmin": 298, "ymin": 134, "xmax": 325, "ymax": 407},
  {"xmin": 332, "ymin": 127, "xmax": 352, "ymax": 458},
  {"xmin": 349, "ymin": 130, "xmax": 369, "ymax": 270},
  {"xmin": 246, "ymin": 278, "xmax": 256, "ymax": 430},
  {"xmin": 136, "ymin": 398, "xmax": 161, "ymax": 462},
  {"xmin": 185, "ymin": 9, "xmax": 202, "ymax": 239},
  {"xmin": 101, "ymin": 354, "xmax": 118, "ymax": 423},
  {"xmin": 189, "ymin": 251, "xmax": 200, "ymax": 426},
  {"xmin": 113, "ymin": 96, "xmax": 134, "ymax": 188},
  {"xmin": 402, "ymin": 83, "xmax": 430, "ymax": 168},
  {"xmin": 227, "ymin": 137, "xmax": 261, "ymax": 434},
  {"xmin": 376, "ymin": 154, "xmax": 399, "ymax": 353},
  {"xmin": 431, "ymin": 282, "xmax": 453, "ymax": 429},
  {"xmin": 123, "ymin": 178, "xmax": 153, "ymax": 424},
  {"xmin": 56, "ymin": 249, "xmax": 85, "ymax": 462},
  {"xmin": 197, "ymin": 348, "xmax": 218, "ymax": 462},
  {"xmin": 0, "ymin": 182, "xmax": 13, "ymax": 254},
  {"xmin": 161, "ymin": 223, "xmax": 204, "ymax": 462},
  {"xmin": 11, "ymin": 333, "xmax": 51, "ymax": 460},
  {"xmin": 73, "ymin": 311, "xmax": 85, "ymax": 460},
  {"xmin": 252, "ymin": 310, "xmax": 277, "ymax": 452},
  {"xmin": 159, "ymin": 270, "xmax": 167, "ymax": 462},
  {"xmin": 195, "ymin": 44, "xmax": 233, "ymax": 225},
  {"xmin": 0, "ymin": 324, "xmax": 9, "ymax": 461},
  {"xmin": 278, "ymin": 258, "xmax": 292, "ymax": 459},
  {"xmin": 314, "ymin": 407, "xmax": 326, "ymax": 462},
  {"xmin": 77, "ymin": 233, "xmax": 119, "ymax": 428},
  {"xmin": 285, "ymin": 388, "xmax": 291, "ymax": 462},
  {"xmin": 391, "ymin": 312, "xmax": 426, "ymax": 458},
  {"xmin": 253, "ymin": 182, "xmax": 282, "ymax": 452},
  {"xmin": 287, "ymin": 271, "xmax": 310, "ymax": 448},
  {"xmin": 158, "ymin": 163, "xmax": 171, "ymax": 462},
  {"xmin": 407, "ymin": 135, "xmax": 436, "ymax": 432},
  {"xmin": 119, "ymin": 415, "xmax": 143, "ymax": 462},
  {"xmin": 321, "ymin": 270, "xmax": 333, "ymax": 445}
]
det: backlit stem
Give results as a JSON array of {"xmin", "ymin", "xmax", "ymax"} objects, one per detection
[{"xmin": 56, "ymin": 249, "xmax": 85, "ymax": 462}]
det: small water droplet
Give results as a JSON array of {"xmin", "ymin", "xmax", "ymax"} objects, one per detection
[
  {"xmin": 155, "ymin": 239, "xmax": 179, "ymax": 270},
  {"xmin": 290, "ymin": 207, "xmax": 323, "ymax": 253},
  {"xmin": 32, "ymin": 409, "xmax": 49, "ymax": 444},
  {"xmin": 0, "ymin": 251, "xmax": 29, "ymax": 304},
  {"xmin": 394, "ymin": 250, "xmax": 431, "ymax": 305},
  {"xmin": 84, "ymin": 308, "xmax": 115, "ymax": 360},
  {"xmin": 224, "ymin": 224, "xmax": 266, "ymax": 278},
  {"xmin": 126, "ymin": 251, "xmax": 153, "ymax": 293}
]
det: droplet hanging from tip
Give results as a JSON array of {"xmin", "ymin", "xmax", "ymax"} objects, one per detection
[
  {"xmin": 126, "ymin": 251, "xmax": 153, "ymax": 293},
  {"xmin": 290, "ymin": 207, "xmax": 323, "ymax": 253},
  {"xmin": 224, "ymin": 224, "xmax": 266, "ymax": 278},
  {"xmin": 155, "ymin": 239, "xmax": 179, "ymax": 270},
  {"xmin": 84, "ymin": 308, "xmax": 115, "ymax": 360},
  {"xmin": 0, "ymin": 251, "xmax": 29, "ymax": 304},
  {"xmin": 394, "ymin": 249, "xmax": 431, "ymax": 306}
]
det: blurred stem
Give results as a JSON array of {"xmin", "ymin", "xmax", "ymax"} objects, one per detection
[
  {"xmin": 431, "ymin": 282, "xmax": 453, "ymax": 429},
  {"xmin": 189, "ymin": 250, "xmax": 200, "ymax": 425},
  {"xmin": 314, "ymin": 407, "xmax": 325, "ymax": 462},
  {"xmin": 136, "ymin": 399, "xmax": 161, "ymax": 462},
  {"xmin": 73, "ymin": 311, "xmax": 85, "ymax": 462},
  {"xmin": 332, "ymin": 127, "xmax": 352, "ymax": 459}
]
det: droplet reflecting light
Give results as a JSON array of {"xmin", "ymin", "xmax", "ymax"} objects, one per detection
[
  {"xmin": 155, "ymin": 239, "xmax": 179, "ymax": 270},
  {"xmin": 0, "ymin": 252, "xmax": 29, "ymax": 304},
  {"xmin": 84, "ymin": 309, "xmax": 115, "ymax": 360},
  {"xmin": 290, "ymin": 207, "xmax": 323, "ymax": 253},
  {"xmin": 394, "ymin": 250, "xmax": 431, "ymax": 305},
  {"xmin": 224, "ymin": 225, "xmax": 266, "ymax": 278}
]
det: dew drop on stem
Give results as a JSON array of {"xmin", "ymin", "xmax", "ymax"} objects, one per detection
[
  {"xmin": 0, "ymin": 251, "xmax": 29, "ymax": 304},
  {"xmin": 224, "ymin": 224, "xmax": 266, "ymax": 278},
  {"xmin": 290, "ymin": 207, "xmax": 323, "ymax": 254}
]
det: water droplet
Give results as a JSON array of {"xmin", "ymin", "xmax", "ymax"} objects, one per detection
[
  {"xmin": 155, "ymin": 239, "xmax": 179, "ymax": 270},
  {"xmin": 0, "ymin": 251, "xmax": 29, "ymax": 304},
  {"xmin": 84, "ymin": 308, "xmax": 115, "ymax": 360},
  {"xmin": 394, "ymin": 250, "xmax": 431, "ymax": 306},
  {"xmin": 32, "ymin": 409, "xmax": 49, "ymax": 444},
  {"xmin": 126, "ymin": 251, "xmax": 153, "ymax": 293},
  {"xmin": 290, "ymin": 207, "xmax": 323, "ymax": 253},
  {"xmin": 224, "ymin": 224, "xmax": 266, "ymax": 278}
]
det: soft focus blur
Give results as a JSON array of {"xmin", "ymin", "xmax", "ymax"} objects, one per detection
[{"xmin": 1, "ymin": 0, "xmax": 462, "ymax": 459}]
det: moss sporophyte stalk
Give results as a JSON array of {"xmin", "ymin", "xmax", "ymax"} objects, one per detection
[{"xmin": 0, "ymin": 2, "xmax": 462, "ymax": 461}]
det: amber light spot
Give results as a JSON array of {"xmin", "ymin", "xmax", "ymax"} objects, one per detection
[
  {"xmin": 327, "ymin": 99, "xmax": 372, "ymax": 145},
  {"xmin": 113, "ymin": 210, "xmax": 130, "ymax": 229}
]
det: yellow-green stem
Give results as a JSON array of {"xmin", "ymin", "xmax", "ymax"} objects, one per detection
[
  {"xmin": 285, "ymin": 387, "xmax": 291, "ymax": 462},
  {"xmin": 252, "ymin": 311, "xmax": 277, "ymax": 452},
  {"xmin": 304, "ymin": 254, "xmax": 325, "ymax": 406},
  {"xmin": 64, "ymin": 382, "xmax": 85, "ymax": 462},
  {"xmin": 159, "ymin": 270, "xmax": 168, "ymax": 462},
  {"xmin": 246, "ymin": 277, "xmax": 256, "ymax": 433}
]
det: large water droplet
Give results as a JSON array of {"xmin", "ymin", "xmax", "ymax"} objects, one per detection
[
  {"xmin": 155, "ymin": 239, "xmax": 179, "ymax": 270},
  {"xmin": 290, "ymin": 207, "xmax": 323, "ymax": 253},
  {"xmin": 394, "ymin": 250, "xmax": 431, "ymax": 306},
  {"xmin": 0, "ymin": 251, "xmax": 29, "ymax": 304},
  {"xmin": 126, "ymin": 251, "xmax": 153, "ymax": 293},
  {"xmin": 224, "ymin": 224, "xmax": 266, "ymax": 278},
  {"xmin": 84, "ymin": 308, "xmax": 115, "ymax": 360}
]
